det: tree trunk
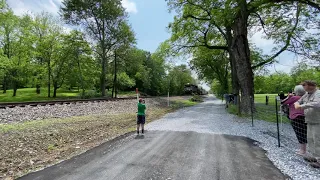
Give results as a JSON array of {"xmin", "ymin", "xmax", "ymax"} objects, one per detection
[
  {"xmin": 112, "ymin": 83, "xmax": 114, "ymax": 98},
  {"xmin": 222, "ymin": 81, "xmax": 229, "ymax": 95},
  {"xmin": 36, "ymin": 84, "xmax": 41, "ymax": 94},
  {"xmin": 230, "ymin": 55, "xmax": 240, "ymax": 107},
  {"xmin": 48, "ymin": 60, "xmax": 51, "ymax": 97},
  {"xmin": 115, "ymin": 56, "xmax": 118, "ymax": 98},
  {"xmin": 2, "ymin": 76, "xmax": 7, "ymax": 94},
  {"xmin": 112, "ymin": 51, "xmax": 117, "ymax": 98},
  {"xmin": 100, "ymin": 49, "xmax": 107, "ymax": 97},
  {"xmin": 226, "ymin": 27, "xmax": 240, "ymax": 96},
  {"xmin": 230, "ymin": 56, "xmax": 240, "ymax": 95},
  {"xmin": 13, "ymin": 88, "xmax": 17, "ymax": 97},
  {"xmin": 231, "ymin": 0, "xmax": 254, "ymax": 113},
  {"xmin": 53, "ymin": 82, "xmax": 58, "ymax": 98},
  {"xmin": 77, "ymin": 51, "xmax": 85, "ymax": 97},
  {"xmin": 12, "ymin": 80, "xmax": 17, "ymax": 97}
]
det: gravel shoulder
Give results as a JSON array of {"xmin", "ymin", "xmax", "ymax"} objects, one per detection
[{"xmin": 0, "ymin": 98, "xmax": 170, "ymax": 124}]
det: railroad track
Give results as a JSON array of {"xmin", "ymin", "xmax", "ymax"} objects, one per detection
[{"xmin": 0, "ymin": 96, "xmax": 151, "ymax": 109}]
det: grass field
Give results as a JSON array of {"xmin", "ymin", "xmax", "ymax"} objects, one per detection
[
  {"xmin": 0, "ymin": 88, "xmax": 137, "ymax": 103},
  {"xmin": 227, "ymin": 94, "xmax": 290, "ymax": 123},
  {"xmin": 171, "ymin": 99, "xmax": 199, "ymax": 108},
  {"xmin": 0, "ymin": 88, "xmax": 79, "ymax": 102},
  {"xmin": 254, "ymin": 94, "xmax": 278, "ymax": 105}
]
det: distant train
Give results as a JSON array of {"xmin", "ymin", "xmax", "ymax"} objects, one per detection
[{"xmin": 184, "ymin": 84, "xmax": 207, "ymax": 95}]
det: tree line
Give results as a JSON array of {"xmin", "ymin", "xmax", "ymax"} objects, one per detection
[
  {"xmin": 0, "ymin": 0, "xmax": 196, "ymax": 99},
  {"xmin": 254, "ymin": 63, "xmax": 320, "ymax": 94},
  {"xmin": 163, "ymin": 0, "xmax": 320, "ymax": 112}
]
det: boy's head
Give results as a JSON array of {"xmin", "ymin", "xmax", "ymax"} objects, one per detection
[{"xmin": 139, "ymin": 98, "xmax": 143, "ymax": 103}]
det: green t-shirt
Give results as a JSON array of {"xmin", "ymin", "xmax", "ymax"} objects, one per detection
[{"xmin": 137, "ymin": 102, "xmax": 146, "ymax": 115}]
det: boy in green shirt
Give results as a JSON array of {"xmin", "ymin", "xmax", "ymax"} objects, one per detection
[{"xmin": 137, "ymin": 98, "xmax": 146, "ymax": 135}]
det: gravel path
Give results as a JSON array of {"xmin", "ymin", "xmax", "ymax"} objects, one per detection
[
  {"xmin": 146, "ymin": 95, "xmax": 320, "ymax": 180},
  {"xmin": 0, "ymin": 98, "xmax": 167, "ymax": 124}
]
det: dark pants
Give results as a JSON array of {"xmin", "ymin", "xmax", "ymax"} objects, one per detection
[
  {"xmin": 137, "ymin": 115, "xmax": 146, "ymax": 124},
  {"xmin": 291, "ymin": 116, "xmax": 307, "ymax": 144}
]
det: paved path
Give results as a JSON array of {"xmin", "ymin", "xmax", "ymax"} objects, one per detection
[{"xmin": 19, "ymin": 96, "xmax": 286, "ymax": 180}]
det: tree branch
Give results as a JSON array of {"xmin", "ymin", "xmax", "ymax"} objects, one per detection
[
  {"xmin": 253, "ymin": 12, "xmax": 270, "ymax": 36},
  {"xmin": 185, "ymin": 0, "xmax": 211, "ymax": 16},
  {"xmin": 178, "ymin": 44, "xmax": 228, "ymax": 50},
  {"xmin": 249, "ymin": 0, "xmax": 320, "ymax": 13},
  {"xmin": 295, "ymin": 0, "xmax": 320, "ymax": 11},
  {"xmin": 211, "ymin": 21, "xmax": 227, "ymax": 40},
  {"xmin": 184, "ymin": 0, "xmax": 227, "ymax": 39},
  {"xmin": 183, "ymin": 14, "xmax": 210, "ymax": 21},
  {"xmin": 252, "ymin": 4, "xmax": 301, "ymax": 69}
]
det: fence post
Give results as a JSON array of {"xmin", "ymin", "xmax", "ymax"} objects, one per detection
[
  {"xmin": 250, "ymin": 96, "xmax": 254, "ymax": 127},
  {"xmin": 266, "ymin": 95, "xmax": 269, "ymax": 105},
  {"xmin": 275, "ymin": 96, "xmax": 281, "ymax": 147}
]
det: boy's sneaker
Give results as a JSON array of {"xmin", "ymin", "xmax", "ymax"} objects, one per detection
[
  {"xmin": 137, "ymin": 131, "xmax": 139, "ymax": 135},
  {"xmin": 141, "ymin": 129, "xmax": 144, "ymax": 134}
]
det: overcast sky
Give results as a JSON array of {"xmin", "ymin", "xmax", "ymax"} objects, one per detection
[{"xmin": 7, "ymin": 0, "xmax": 300, "ymax": 90}]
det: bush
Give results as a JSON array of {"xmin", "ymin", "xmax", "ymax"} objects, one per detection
[
  {"xmin": 190, "ymin": 94, "xmax": 203, "ymax": 102},
  {"xmin": 79, "ymin": 90, "xmax": 101, "ymax": 99}
]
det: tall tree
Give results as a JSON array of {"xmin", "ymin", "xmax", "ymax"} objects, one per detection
[
  {"xmin": 0, "ymin": 3, "xmax": 18, "ymax": 94},
  {"xmin": 61, "ymin": 0, "xmax": 131, "ymax": 97},
  {"xmin": 63, "ymin": 30, "xmax": 95, "ymax": 97},
  {"xmin": 167, "ymin": 64, "xmax": 195, "ymax": 95},
  {"xmin": 166, "ymin": 0, "xmax": 320, "ymax": 112},
  {"xmin": 122, "ymin": 48, "xmax": 151, "ymax": 93},
  {"xmin": 32, "ymin": 12, "xmax": 62, "ymax": 97},
  {"xmin": 190, "ymin": 48, "xmax": 230, "ymax": 96},
  {"xmin": 0, "ymin": 6, "xmax": 34, "ymax": 96},
  {"xmin": 11, "ymin": 14, "xmax": 35, "ymax": 96},
  {"xmin": 111, "ymin": 22, "xmax": 135, "ymax": 98}
]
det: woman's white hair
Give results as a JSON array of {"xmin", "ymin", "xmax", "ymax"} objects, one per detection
[{"xmin": 294, "ymin": 85, "xmax": 306, "ymax": 96}]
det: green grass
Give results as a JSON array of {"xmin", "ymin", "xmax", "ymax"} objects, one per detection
[
  {"xmin": 0, "ymin": 88, "xmax": 138, "ymax": 103},
  {"xmin": 227, "ymin": 104, "xmax": 240, "ymax": 115},
  {"xmin": 106, "ymin": 91, "xmax": 137, "ymax": 96},
  {"xmin": 254, "ymin": 94, "xmax": 278, "ymax": 105},
  {"xmin": 254, "ymin": 104, "xmax": 289, "ymax": 123},
  {"xmin": 0, "ymin": 88, "xmax": 80, "ymax": 103},
  {"xmin": 171, "ymin": 99, "xmax": 199, "ymax": 108},
  {"xmin": 226, "ymin": 94, "xmax": 290, "ymax": 123}
]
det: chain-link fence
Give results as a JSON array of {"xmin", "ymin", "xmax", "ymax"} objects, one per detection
[
  {"xmin": 254, "ymin": 95, "xmax": 307, "ymax": 152},
  {"xmin": 226, "ymin": 94, "xmax": 307, "ymax": 153}
]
